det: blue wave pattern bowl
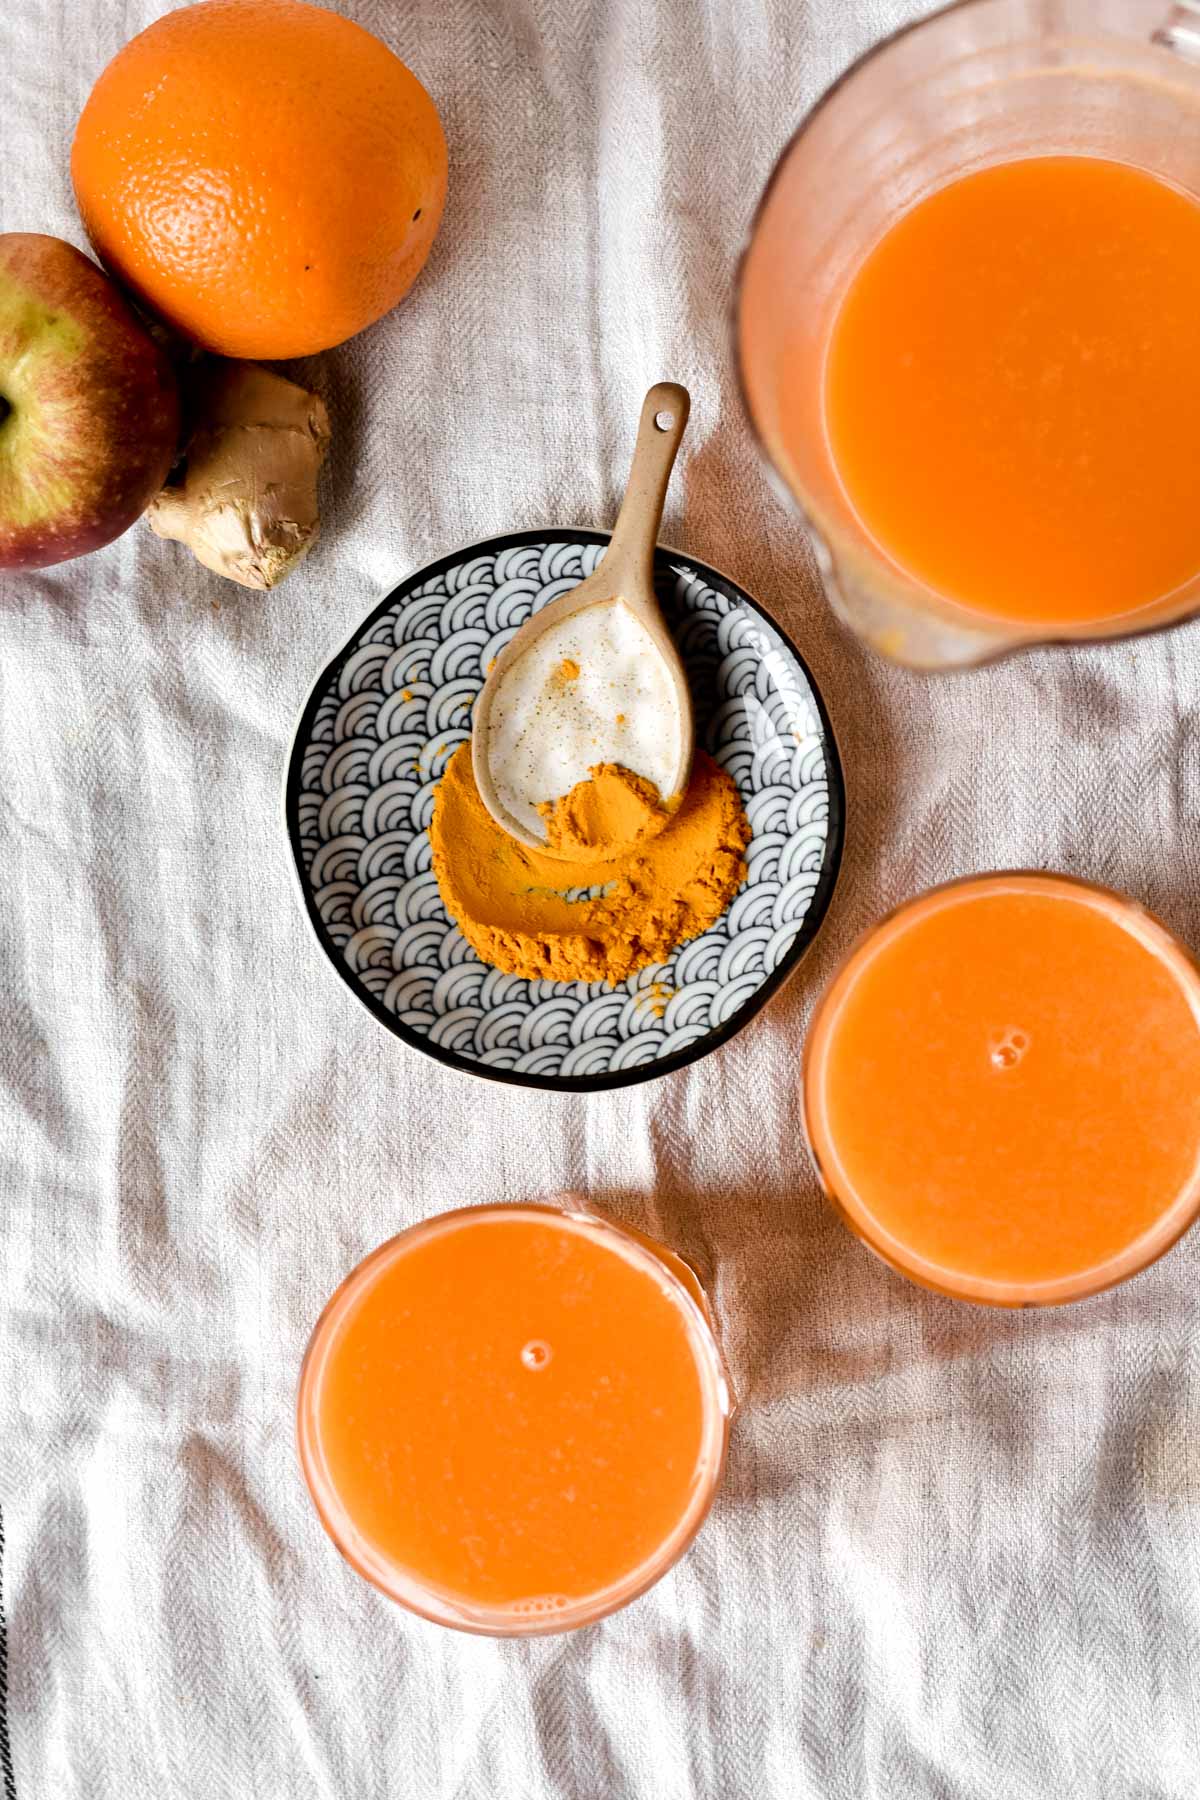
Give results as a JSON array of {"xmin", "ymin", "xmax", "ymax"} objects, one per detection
[{"xmin": 286, "ymin": 531, "xmax": 844, "ymax": 1091}]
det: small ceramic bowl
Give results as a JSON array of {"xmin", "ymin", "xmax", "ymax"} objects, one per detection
[{"xmin": 284, "ymin": 530, "xmax": 844, "ymax": 1092}]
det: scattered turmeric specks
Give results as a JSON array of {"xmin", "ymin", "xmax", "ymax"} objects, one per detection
[{"xmin": 636, "ymin": 979, "xmax": 675, "ymax": 1020}]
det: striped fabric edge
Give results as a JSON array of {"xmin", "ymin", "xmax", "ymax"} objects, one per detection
[{"xmin": 0, "ymin": 1507, "xmax": 14, "ymax": 1800}]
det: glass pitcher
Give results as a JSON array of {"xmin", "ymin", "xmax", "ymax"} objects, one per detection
[{"xmin": 737, "ymin": 0, "xmax": 1200, "ymax": 669}]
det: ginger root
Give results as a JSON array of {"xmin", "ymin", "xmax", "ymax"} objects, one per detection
[{"xmin": 147, "ymin": 360, "xmax": 330, "ymax": 589}]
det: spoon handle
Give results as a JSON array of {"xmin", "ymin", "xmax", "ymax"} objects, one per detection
[{"xmin": 598, "ymin": 382, "xmax": 691, "ymax": 608}]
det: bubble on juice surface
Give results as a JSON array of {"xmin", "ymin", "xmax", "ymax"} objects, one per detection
[
  {"xmin": 989, "ymin": 1027, "xmax": 1030, "ymax": 1070},
  {"xmin": 521, "ymin": 1339, "xmax": 553, "ymax": 1370},
  {"xmin": 509, "ymin": 1594, "xmax": 570, "ymax": 1616}
]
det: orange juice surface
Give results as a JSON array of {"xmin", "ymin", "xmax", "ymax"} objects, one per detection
[
  {"xmin": 823, "ymin": 157, "xmax": 1200, "ymax": 625},
  {"xmin": 805, "ymin": 876, "xmax": 1200, "ymax": 1304},
  {"xmin": 299, "ymin": 1208, "xmax": 725, "ymax": 1625}
]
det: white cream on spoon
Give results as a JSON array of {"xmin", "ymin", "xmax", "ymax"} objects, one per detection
[
  {"xmin": 485, "ymin": 600, "xmax": 684, "ymax": 842},
  {"xmin": 472, "ymin": 382, "xmax": 694, "ymax": 856}
]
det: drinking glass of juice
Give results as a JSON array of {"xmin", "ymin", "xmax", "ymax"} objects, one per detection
[
  {"xmin": 297, "ymin": 1202, "xmax": 732, "ymax": 1633},
  {"xmin": 737, "ymin": 0, "xmax": 1200, "ymax": 667},
  {"xmin": 803, "ymin": 874, "xmax": 1200, "ymax": 1305}
]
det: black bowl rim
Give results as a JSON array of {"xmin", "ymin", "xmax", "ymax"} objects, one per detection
[{"xmin": 283, "ymin": 527, "xmax": 847, "ymax": 1094}]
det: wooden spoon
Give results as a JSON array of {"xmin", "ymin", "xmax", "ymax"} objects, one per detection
[{"xmin": 472, "ymin": 382, "xmax": 694, "ymax": 854}]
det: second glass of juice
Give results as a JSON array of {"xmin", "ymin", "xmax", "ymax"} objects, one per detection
[
  {"xmin": 803, "ymin": 873, "xmax": 1200, "ymax": 1305},
  {"xmin": 738, "ymin": 0, "xmax": 1200, "ymax": 667},
  {"xmin": 297, "ymin": 1202, "xmax": 731, "ymax": 1634}
]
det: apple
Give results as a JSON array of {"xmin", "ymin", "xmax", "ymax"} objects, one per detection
[{"xmin": 0, "ymin": 232, "xmax": 179, "ymax": 570}]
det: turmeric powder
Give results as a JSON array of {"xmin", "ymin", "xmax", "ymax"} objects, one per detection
[
  {"xmin": 537, "ymin": 762, "xmax": 671, "ymax": 860},
  {"xmin": 430, "ymin": 746, "xmax": 750, "ymax": 985}
]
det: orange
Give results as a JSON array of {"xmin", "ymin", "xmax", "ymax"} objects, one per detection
[{"xmin": 71, "ymin": 0, "xmax": 448, "ymax": 359}]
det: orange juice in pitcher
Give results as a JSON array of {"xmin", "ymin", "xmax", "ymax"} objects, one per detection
[{"xmin": 739, "ymin": 0, "xmax": 1200, "ymax": 665}]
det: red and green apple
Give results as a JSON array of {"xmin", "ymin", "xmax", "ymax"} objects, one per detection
[{"xmin": 0, "ymin": 232, "xmax": 179, "ymax": 570}]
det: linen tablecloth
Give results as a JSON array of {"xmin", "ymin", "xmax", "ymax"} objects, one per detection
[{"xmin": 3, "ymin": 2, "xmax": 1200, "ymax": 1795}]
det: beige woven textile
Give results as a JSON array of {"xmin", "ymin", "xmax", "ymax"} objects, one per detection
[{"xmin": 2, "ymin": 2, "xmax": 1199, "ymax": 1795}]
